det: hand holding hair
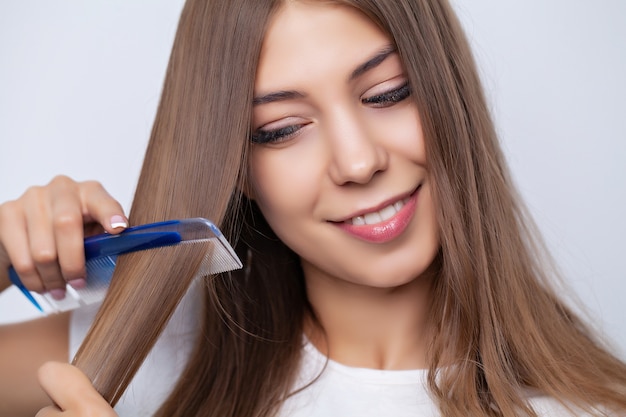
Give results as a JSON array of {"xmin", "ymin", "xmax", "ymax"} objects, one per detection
[
  {"xmin": 36, "ymin": 361, "xmax": 118, "ymax": 417},
  {"xmin": 0, "ymin": 175, "xmax": 128, "ymax": 298}
]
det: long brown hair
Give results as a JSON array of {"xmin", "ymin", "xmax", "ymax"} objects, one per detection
[{"xmin": 73, "ymin": 0, "xmax": 626, "ymax": 416}]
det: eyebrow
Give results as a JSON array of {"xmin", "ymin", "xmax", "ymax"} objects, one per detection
[
  {"xmin": 252, "ymin": 44, "xmax": 397, "ymax": 106},
  {"xmin": 252, "ymin": 90, "xmax": 304, "ymax": 106},
  {"xmin": 349, "ymin": 45, "xmax": 397, "ymax": 81}
]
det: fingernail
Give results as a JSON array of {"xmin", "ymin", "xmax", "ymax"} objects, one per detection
[
  {"xmin": 49, "ymin": 288, "xmax": 66, "ymax": 300},
  {"xmin": 110, "ymin": 215, "xmax": 128, "ymax": 229},
  {"xmin": 68, "ymin": 278, "xmax": 86, "ymax": 289}
]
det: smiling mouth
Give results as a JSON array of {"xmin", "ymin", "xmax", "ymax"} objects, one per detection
[
  {"xmin": 330, "ymin": 185, "xmax": 421, "ymax": 244},
  {"xmin": 346, "ymin": 196, "xmax": 411, "ymax": 225},
  {"xmin": 338, "ymin": 184, "xmax": 422, "ymax": 226}
]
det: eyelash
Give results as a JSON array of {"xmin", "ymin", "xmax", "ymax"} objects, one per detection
[
  {"xmin": 250, "ymin": 124, "xmax": 303, "ymax": 145},
  {"xmin": 362, "ymin": 82, "xmax": 411, "ymax": 107},
  {"xmin": 250, "ymin": 82, "xmax": 411, "ymax": 145}
]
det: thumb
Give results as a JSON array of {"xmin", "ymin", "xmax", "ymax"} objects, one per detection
[{"xmin": 37, "ymin": 362, "xmax": 116, "ymax": 416}]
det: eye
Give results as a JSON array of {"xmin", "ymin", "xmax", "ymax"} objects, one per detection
[
  {"xmin": 250, "ymin": 123, "xmax": 305, "ymax": 144},
  {"xmin": 362, "ymin": 82, "xmax": 411, "ymax": 108}
]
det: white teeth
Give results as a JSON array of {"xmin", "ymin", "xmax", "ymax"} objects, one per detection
[
  {"xmin": 379, "ymin": 205, "xmax": 397, "ymax": 221},
  {"xmin": 348, "ymin": 198, "xmax": 407, "ymax": 225},
  {"xmin": 352, "ymin": 216, "xmax": 366, "ymax": 225},
  {"xmin": 363, "ymin": 212, "xmax": 382, "ymax": 224}
]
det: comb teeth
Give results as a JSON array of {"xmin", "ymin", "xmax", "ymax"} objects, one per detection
[
  {"xmin": 82, "ymin": 256, "xmax": 117, "ymax": 304},
  {"xmin": 182, "ymin": 238, "xmax": 243, "ymax": 277},
  {"xmin": 39, "ymin": 256, "xmax": 117, "ymax": 313},
  {"xmin": 9, "ymin": 219, "xmax": 242, "ymax": 315},
  {"xmin": 39, "ymin": 236, "xmax": 241, "ymax": 315}
]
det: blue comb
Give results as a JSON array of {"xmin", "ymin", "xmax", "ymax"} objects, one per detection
[{"xmin": 8, "ymin": 218, "xmax": 242, "ymax": 314}]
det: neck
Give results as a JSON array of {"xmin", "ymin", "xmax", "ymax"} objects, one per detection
[{"xmin": 303, "ymin": 262, "xmax": 435, "ymax": 370}]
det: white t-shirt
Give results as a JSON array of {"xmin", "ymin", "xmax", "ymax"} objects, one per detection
[
  {"xmin": 279, "ymin": 340, "xmax": 438, "ymax": 416},
  {"xmin": 70, "ymin": 287, "xmax": 595, "ymax": 417},
  {"xmin": 279, "ymin": 340, "xmax": 592, "ymax": 417}
]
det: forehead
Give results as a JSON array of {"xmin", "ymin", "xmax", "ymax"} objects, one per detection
[{"xmin": 255, "ymin": 2, "xmax": 391, "ymax": 92}]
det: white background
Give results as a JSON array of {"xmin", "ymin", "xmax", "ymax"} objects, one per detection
[{"xmin": 0, "ymin": 1, "xmax": 624, "ymax": 358}]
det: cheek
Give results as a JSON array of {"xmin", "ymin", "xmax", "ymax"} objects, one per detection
[
  {"xmin": 367, "ymin": 104, "xmax": 426, "ymax": 164},
  {"xmin": 248, "ymin": 145, "xmax": 321, "ymax": 223}
]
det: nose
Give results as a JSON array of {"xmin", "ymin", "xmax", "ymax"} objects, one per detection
[{"xmin": 326, "ymin": 109, "xmax": 389, "ymax": 185}]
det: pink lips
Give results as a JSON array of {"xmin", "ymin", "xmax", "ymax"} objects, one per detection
[{"xmin": 334, "ymin": 188, "xmax": 419, "ymax": 243}]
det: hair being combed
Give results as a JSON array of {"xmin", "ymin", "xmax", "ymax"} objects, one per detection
[
  {"xmin": 73, "ymin": 0, "xmax": 626, "ymax": 416},
  {"xmin": 73, "ymin": 0, "xmax": 305, "ymax": 412}
]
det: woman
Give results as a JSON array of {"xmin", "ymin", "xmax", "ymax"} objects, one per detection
[{"xmin": 1, "ymin": 0, "xmax": 625, "ymax": 416}]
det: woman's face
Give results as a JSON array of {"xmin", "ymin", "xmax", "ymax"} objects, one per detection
[{"xmin": 249, "ymin": 2, "xmax": 439, "ymax": 288}]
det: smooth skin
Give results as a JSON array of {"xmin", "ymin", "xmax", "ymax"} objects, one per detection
[
  {"xmin": 0, "ymin": 2, "xmax": 439, "ymax": 415},
  {"xmin": 251, "ymin": 2, "xmax": 439, "ymax": 370}
]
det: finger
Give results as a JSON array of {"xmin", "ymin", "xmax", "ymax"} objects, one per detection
[
  {"xmin": 0, "ymin": 200, "xmax": 45, "ymax": 292},
  {"xmin": 48, "ymin": 179, "xmax": 88, "ymax": 287},
  {"xmin": 20, "ymin": 185, "xmax": 67, "ymax": 295},
  {"xmin": 38, "ymin": 362, "xmax": 116, "ymax": 416},
  {"xmin": 78, "ymin": 180, "xmax": 128, "ymax": 235}
]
